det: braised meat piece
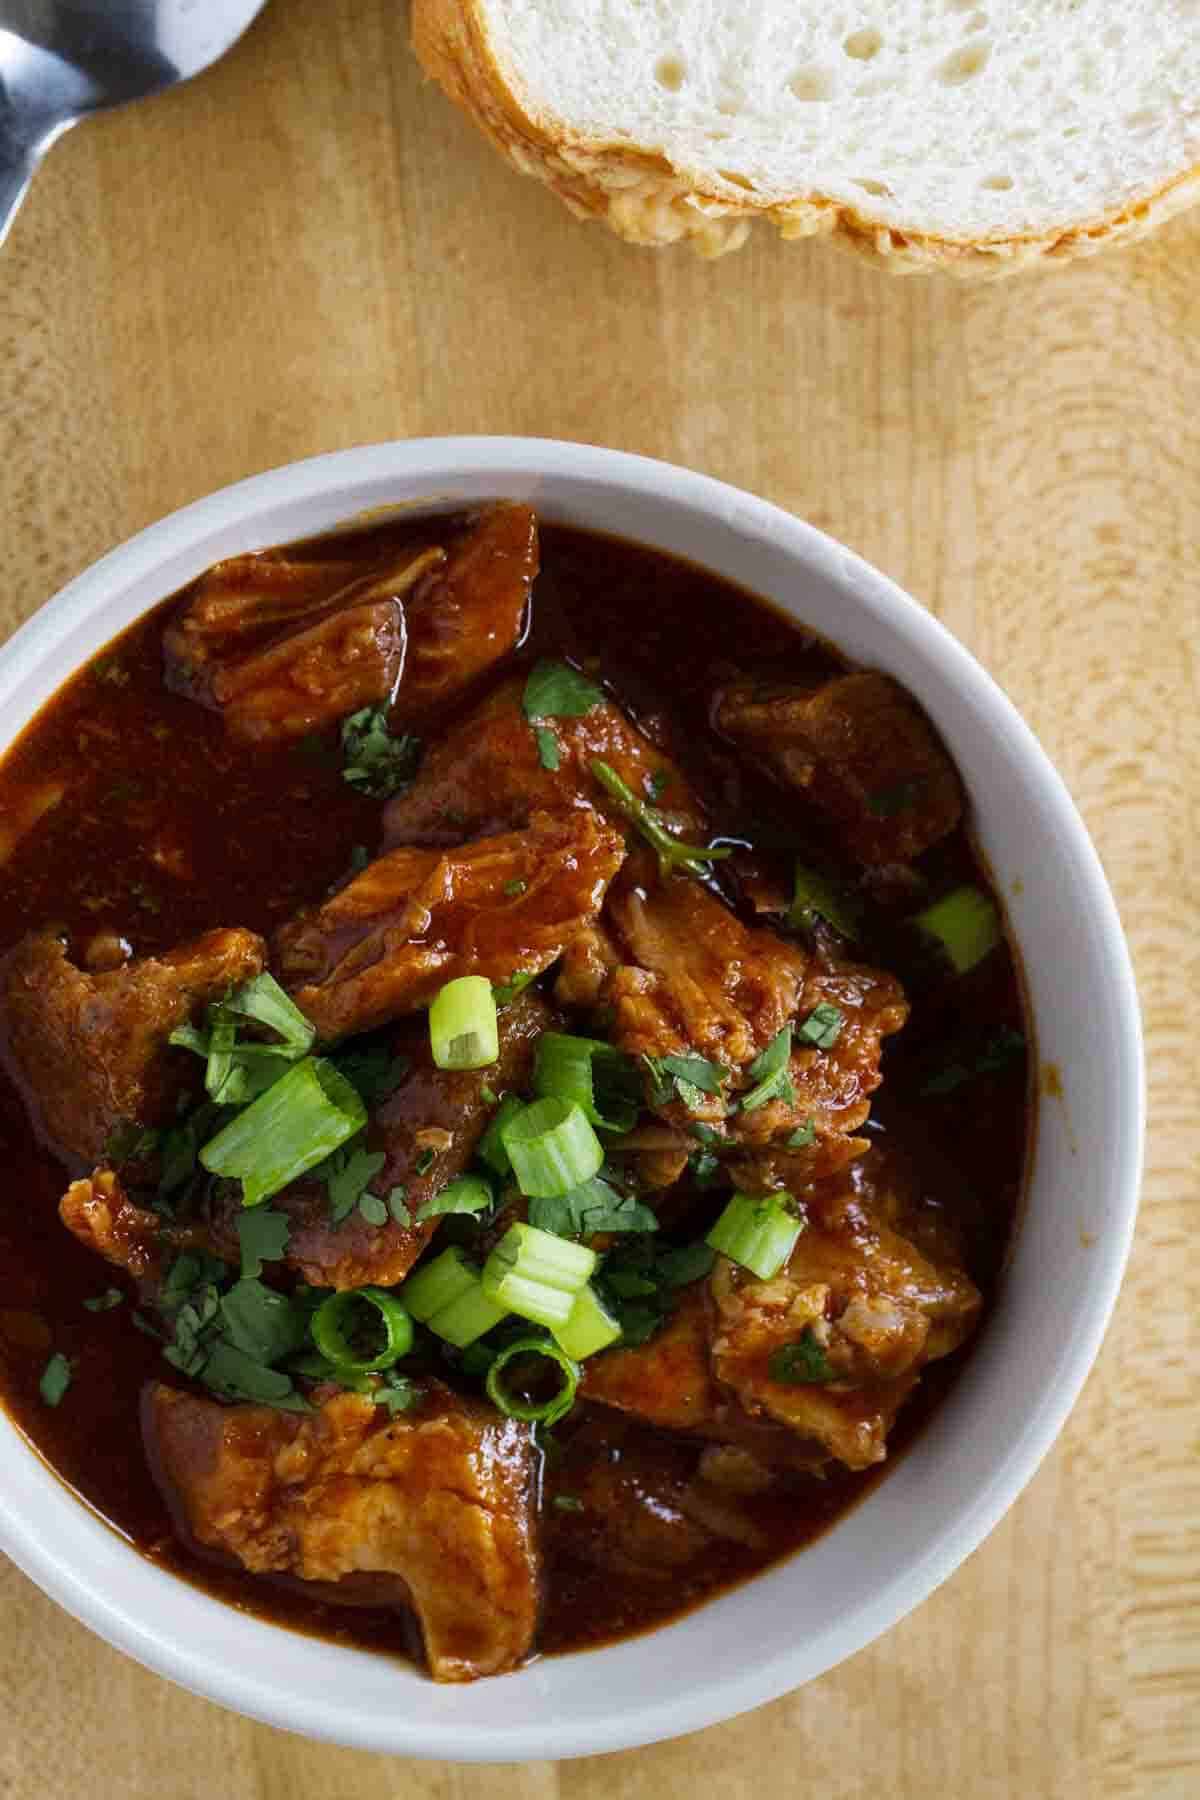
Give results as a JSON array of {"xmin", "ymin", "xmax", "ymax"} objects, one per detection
[
  {"xmin": 602, "ymin": 868, "xmax": 806, "ymax": 1071},
  {"xmin": 393, "ymin": 502, "xmax": 537, "ymax": 721},
  {"xmin": 709, "ymin": 1155, "xmax": 981, "ymax": 1470},
  {"xmin": 59, "ymin": 1168, "xmax": 164, "ymax": 1281},
  {"xmin": 582, "ymin": 1284, "xmax": 717, "ymax": 1432},
  {"xmin": 203, "ymin": 990, "xmax": 555, "ymax": 1290},
  {"xmin": 383, "ymin": 676, "xmax": 705, "ymax": 848},
  {"xmin": 726, "ymin": 961, "xmax": 909, "ymax": 1160},
  {"xmin": 275, "ymin": 809, "xmax": 624, "ymax": 1042},
  {"xmin": 164, "ymin": 545, "xmax": 441, "ymax": 732},
  {"xmin": 207, "ymin": 598, "xmax": 407, "ymax": 745},
  {"xmin": 1, "ymin": 926, "xmax": 265, "ymax": 1164},
  {"xmin": 548, "ymin": 1417, "xmax": 765, "ymax": 1582},
  {"xmin": 716, "ymin": 672, "xmax": 963, "ymax": 864},
  {"xmin": 145, "ymin": 1382, "xmax": 541, "ymax": 1682}
]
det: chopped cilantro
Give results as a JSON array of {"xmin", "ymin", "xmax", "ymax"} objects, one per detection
[
  {"xmin": 594, "ymin": 1236, "xmax": 714, "ymax": 1344},
  {"xmin": 534, "ymin": 726, "xmax": 560, "ymax": 770},
  {"xmin": 201, "ymin": 1341, "xmax": 309, "ymax": 1409},
  {"xmin": 786, "ymin": 1118, "xmax": 817, "ymax": 1149},
  {"xmin": 920, "ymin": 1027, "xmax": 1026, "ymax": 1097},
  {"xmin": 320, "ymin": 1147, "xmax": 387, "ymax": 1225},
  {"xmin": 331, "ymin": 1043, "xmax": 409, "ymax": 1108},
  {"xmin": 739, "ymin": 1027, "xmax": 795, "ymax": 1112},
  {"xmin": 797, "ymin": 1003, "xmax": 844, "ymax": 1051},
  {"xmin": 415, "ymin": 1174, "xmax": 494, "ymax": 1224},
  {"xmin": 503, "ymin": 878, "xmax": 528, "ymax": 897},
  {"xmin": 493, "ymin": 969, "xmax": 537, "ymax": 1006},
  {"xmin": 687, "ymin": 1147, "xmax": 723, "ymax": 1189},
  {"xmin": 687, "ymin": 1121, "xmax": 723, "ymax": 1146},
  {"xmin": 39, "ymin": 1352, "xmax": 72, "ymax": 1407},
  {"xmin": 768, "ymin": 1329, "xmax": 833, "ymax": 1385},
  {"xmin": 237, "ymin": 1207, "xmax": 291, "ymax": 1280},
  {"xmin": 659, "ymin": 1054, "xmax": 724, "ymax": 1094},
  {"xmin": 387, "ymin": 1186, "xmax": 412, "ymax": 1226},
  {"xmin": 522, "ymin": 658, "xmax": 605, "ymax": 722},
  {"xmin": 529, "ymin": 1177, "xmax": 657, "ymax": 1239},
  {"xmin": 358, "ymin": 1191, "xmax": 388, "ymax": 1226},
  {"xmin": 340, "ymin": 706, "xmax": 421, "ymax": 799},
  {"xmin": 219, "ymin": 1279, "xmax": 309, "ymax": 1365},
  {"xmin": 371, "ymin": 1371, "xmax": 423, "ymax": 1415},
  {"xmin": 645, "ymin": 769, "xmax": 670, "ymax": 802},
  {"xmin": 84, "ymin": 1288, "xmax": 124, "ymax": 1314},
  {"xmin": 788, "ymin": 862, "xmax": 862, "ymax": 941}
]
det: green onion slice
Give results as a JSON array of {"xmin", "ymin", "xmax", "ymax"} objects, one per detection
[
  {"xmin": 912, "ymin": 885, "xmax": 1001, "ymax": 975},
  {"xmin": 500, "ymin": 1097, "xmax": 604, "ymax": 1199},
  {"xmin": 706, "ymin": 1192, "xmax": 805, "ymax": 1281},
  {"xmin": 401, "ymin": 1246, "xmax": 509, "ymax": 1347},
  {"xmin": 199, "ymin": 1056, "xmax": 366, "ymax": 1209},
  {"xmin": 485, "ymin": 1335, "xmax": 581, "ymax": 1426},
  {"xmin": 533, "ymin": 1033, "xmax": 640, "ymax": 1134},
  {"xmin": 429, "ymin": 975, "xmax": 500, "ymax": 1071},
  {"xmin": 477, "ymin": 1092, "xmax": 523, "ymax": 1177},
  {"xmin": 589, "ymin": 758, "xmax": 732, "ymax": 880},
  {"xmin": 310, "ymin": 1287, "xmax": 413, "ymax": 1374},
  {"xmin": 482, "ymin": 1222, "xmax": 597, "ymax": 1330},
  {"xmin": 553, "ymin": 1283, "xmax": 622, "ymax": 1361}
]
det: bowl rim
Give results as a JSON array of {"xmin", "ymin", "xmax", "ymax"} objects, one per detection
[{"xmin": 0, "ymin": 438, "xmax": 1144, "ymax": 1759}]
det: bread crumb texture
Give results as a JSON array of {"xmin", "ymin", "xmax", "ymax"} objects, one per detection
[{"xmin": 411, "ymin": 0, "xmax": 1200, "ymax": 274}]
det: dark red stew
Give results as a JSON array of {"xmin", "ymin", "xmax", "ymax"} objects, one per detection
[{"xmin": 0, "ymin": 504, "xmax": 1029, "ymax": 1679}]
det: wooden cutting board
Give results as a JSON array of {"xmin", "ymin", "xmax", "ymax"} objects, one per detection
[{"xmin": 0, "ymin": 2, "xmax": 1196, "ymax": 1795}]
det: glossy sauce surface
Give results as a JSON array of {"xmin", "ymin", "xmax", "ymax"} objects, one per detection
[{"xmin": 0, "ymin": 514, "xmax": 1030, "ymax": 1663}]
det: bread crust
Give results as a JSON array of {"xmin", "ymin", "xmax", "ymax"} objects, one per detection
[{"xmin": 411, "ymin": 0, "xmax": 1200, "ymax": 275}]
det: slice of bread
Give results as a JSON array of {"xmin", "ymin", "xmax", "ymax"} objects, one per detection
[{"xmin": 411, "ymin": 1, "xmax": 1200, "ymax": 274}]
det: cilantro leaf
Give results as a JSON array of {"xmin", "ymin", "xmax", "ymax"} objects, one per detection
[
  {"xmin": 659, "ymin": 1054, "xmax": 724, "ymax": 1094},
  {"xmin": 387, "ymin": 1186, "xmax": 412, "ymax": 1226},
  {"xmin": 219, "ymin": 1279, "xmax": 309, "ymax": 1365},
  {"xmin": 415, "ymin": 1174, "xmax": 494, "ymax": 1224},
  {"xmin": 768, "ymin": 1329, "xmax": 833, "ymax": 1385},
  {"xmin": 320, "ymin": 1147, "xmax": 387, "ymax": 1224},
  {"xmin": 359, "ymin": 1192, "xmax": 389, "ymax": 1226},
  {"xmin": 340, "ymin": 706, "xmax": 421, "ymax": 799},
  {"xmin": 529, "ymin": 1177, "xmax": 657, "ymax": 1239},
  {"xmin": 786, "ymin": 1118, "xmax": 817, "ymax": 1149},
  {"xmin": 522, "ymin": 659, "xmax": 605, "ymax": 721},
  {"xmin": 200, "ymin": 1341, "xmax": 309, "ymax": 1409},
  {"xmin": 237, "ymin": 1207, "xmax": 291, "ymax": 1280},
  {"xmin": 797, "ymin": 1003, "xmax": 845, "ymax": 1051},
  {"xmin": 534, "ymin": 726, "xmax": 560, "ymax": 770},
  {"xmin": 331, "ymin": 1043, "xmax": 409, "ymax": 1107},
  {"xmin": 739, "ymin": 1026, "xmax": 794, "ymax": 1112},
  {"xmin": 788, "ymin": 862, "xmax": 863, "ymax": 941}
]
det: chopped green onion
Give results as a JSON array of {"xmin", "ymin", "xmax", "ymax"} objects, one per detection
[
  {"xmin": 553, "ymin": 1284, "xmax": 622, "ymax": 1360},
  {"xmin": 500, "ymin": 1097, "xmax": 604, "ymax": 1199},
  {"xmin": 429, "ymin": 975, "xmax": 499, "ymax": 1071},
  {"xmin": 401, "ymin": 1246, "xmax": 508, "ymax": 1347},
  {"xmin": 415, "ymin": 1172, "xmax": 493, "ymax": 1223},
  {"xmin": 478, "ymin": 1092, "xmax": 523, "ymax": 1177},
  {"xmin": 310, "ymin": 1288, "xmax": 413, "ymax": 1373},
  {"xmin": 482, "ymin": 1222, "xmax": 597, "ymax": 1330},
  {"xmin": 533, "ymin": 1034, "xmax": 640, "ymax": 1133},
  {"xmin": 168, "ymin": 1022, "xmax": 209, "ymax": 1057},
  {"xmin": 912, "ymin": 886, "xmax": 1002, "ymax": 975},
  {"xmin": 788, "ymin": 862, "xmax": 861, "ymax": 941},
  {"xmin": 485, "ymin": 1335, "xmax": 580, "ymax": 1426},
  {"xmin": 199, "ymin": 1056, "xmax": 366, "ymax": 1209},
  {"xmin": 225, "ymin": 972, "xmax": 315, "ymax": 1055},
  {"xmin": 797, "ymin": 1003, "xmax": 844, "ymax": 1050},
  {"xmin": 707, "ymin": 1192, "xmax": 804, "ymax": 1281},
  {"xmin": 39, "ymin": 1352, "xmax": 72, "ymax": 1407},
  {"xmin": 589, "ymin": 759, "xmax": 732, "ymax": 879},
  {"xmin": 739, "ymin": 1026, "xmax": 794, "ymax": 1112}
]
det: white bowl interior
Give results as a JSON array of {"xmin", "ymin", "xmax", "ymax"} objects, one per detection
[{"xmin": 0, "ymin": 441, "xmax": 1142, "ymax": 1759}]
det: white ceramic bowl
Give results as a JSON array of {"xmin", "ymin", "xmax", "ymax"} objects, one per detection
[{"xmin": 0, "ymin": 440, "xmax": 1142, "ymax": 1760}]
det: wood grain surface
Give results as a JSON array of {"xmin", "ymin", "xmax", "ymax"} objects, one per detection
[{"xmin": 1, "ymin": 2, "xmax": 1197, "ymax": 1795}]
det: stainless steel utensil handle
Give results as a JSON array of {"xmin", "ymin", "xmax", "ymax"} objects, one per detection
[{"xmin": 0, "ymin": 124, "xmax": 37, "ymax": 248}]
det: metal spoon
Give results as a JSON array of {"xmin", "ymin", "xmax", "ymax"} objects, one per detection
[{"xmin": 0, "ymin": 1, "xmax": 268, "ymax": 248}]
